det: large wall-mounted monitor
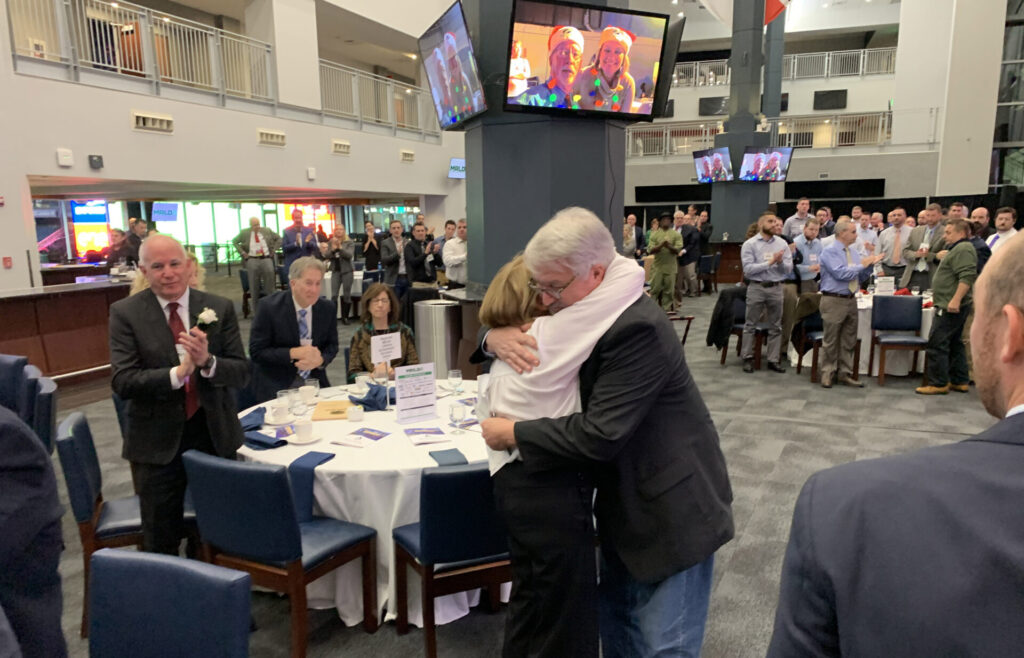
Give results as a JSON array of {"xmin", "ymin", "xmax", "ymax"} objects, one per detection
[
  {"xmin": 417, "ymin": 1, "xmax": 487, "ymax": 130},
  {"xmin": 813, "ymin": 89, "xmax": 848, "ymax": 111},
  {"xmin": 738, "ymin": 147, "xmax": 794, "ymax": 182},
  {"xmin": 692, "ymin": 147, "xmax": 734, "ymax": 183},
  {"xmin": 503, "ymin": 0, "xmax": 670, "ymax": 121}
]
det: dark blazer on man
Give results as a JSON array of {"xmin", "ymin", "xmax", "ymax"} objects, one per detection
[
  {"xmin": 679, "ymin": 225, "xmax": 702, "ymax": 266},
  {"xmin": 768, "ymin": 412, "xmax": 1024, "ymax": 657},
  {"xmin": 110, "ymin": 289, "xmax": 249, "ymax": 464},
  {"xmin": 404, "ymin": 239, "xmax": 435, "ymax": 283},
  {"xmin": 249, "ymin": 289, "xmax": 338, "ymax": 403},
  {"xmin": 281, "ymin": 225, "xmax": 318, "ymax": 274},
  {"xmin": 514, "ymin": 294, "xmax": 734, "ymax": 584},
  {"xmin": 0, "ymin": 406, "xmax": 66, "ymax": 658},
  {"xmin": 380, "ymin": 236, "xmax": 404, "ymax": 285}
]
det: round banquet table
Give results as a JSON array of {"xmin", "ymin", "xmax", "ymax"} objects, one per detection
[{"xmin": 237, "ymin": 380, "xmax": 507, "ymax": 629}]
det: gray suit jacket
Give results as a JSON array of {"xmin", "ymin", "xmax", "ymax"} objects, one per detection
[
  {"xmin": 768, "ymin": 413, "xmax": 1024, "ymax": 657},
  {"xmin": 232, "ymin": 227, "xmax": 281, "ymax": 264},
  {"xmin": 379, "ymin": 236, "xmax": 404, "ymax": 285},
  {"xmin": 899, "ymin": 224, "xmax": 945, "ymax": 288},
  {"xmin": 109, "ymin": 289, "xmax": 249, "ymax": 465}
]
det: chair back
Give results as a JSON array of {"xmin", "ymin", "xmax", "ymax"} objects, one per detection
[
  {"xmin": 871, "ymin": 295, "xmax": 922, "ymax": 332},
  {"xmin": 353, "ymin": 261, "xmax": 365, "ymax": 272},
  {"xmin": 0, "ymin": 353, "xmax": 27, "ymax": 410},
  {"xmin": 16, "ymin": 364, "xmax": 41, "ymax": 425},
  {"xmin": 56, "ymin": 412, "xmax": 104, "ymax": 524},
  {"xmin": 89, "ymin": 548, "xmax": 251, "ymax": 658},
  {"xmin": 33, "ymin": 377, "xmax": 58, "ymax": 453},
  {"xmin": 418, "ymin": 464, "xmax": 507, "ymax": 565},
  {"xmin": 182, "ymin": 450, "xmax": 303, "ymax": 564},
  {"xmin": 712, "ymin": 251, "xmax": 722, "ymax": 272},
  {"xmin": 698, "ymin": 255, "xmax": 715, "ymax": 275},
  {"xmin": 802, "ymin": 311, "xmax": 824, "ymax": 333},
  {"xmin": 239, "ymin": 268, "xmax": 250, "ymax": 293},
  {"xmin": 362, "ymin": 270, "xmax": 381, "ymax": 286}
]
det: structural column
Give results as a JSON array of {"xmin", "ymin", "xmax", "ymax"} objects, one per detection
[{"xmin": 244, "ymin": 0, "xmax": 321, "ymax": 109}]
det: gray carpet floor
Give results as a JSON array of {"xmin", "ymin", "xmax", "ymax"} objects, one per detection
[{"xmin": 51, "ymin": 272, "xmax": 995, "ymax": 657}]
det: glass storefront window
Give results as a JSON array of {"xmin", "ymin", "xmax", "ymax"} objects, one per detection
[
  {"xmin": 183, "ymin": 202, "xmax": 215, "ymax": 246},
  {"xmin": 213, "ymin": 203, "xmax": 242, "ymax": 261}
]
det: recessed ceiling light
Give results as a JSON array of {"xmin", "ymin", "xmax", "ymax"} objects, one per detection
[
  {"xmin": 677, "ymin": 11, "xmax": 685, "ymax": 16},
  {"xmin": 408, "ymin": 53, "xmax": 418, "ymax": 60},
  {"xmin": 671, "ymin": 0, "xmax": 678, "ymax": 4}
]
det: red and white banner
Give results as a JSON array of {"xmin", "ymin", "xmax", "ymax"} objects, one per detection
[{"xmin": 765, "ymin": 0, "xmax": 791, "ymax": 25}]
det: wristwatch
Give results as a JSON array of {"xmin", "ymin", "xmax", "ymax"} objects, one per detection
[{"xmin": 200, "ymin": 355, "xmax": 216, "ymax": 370}]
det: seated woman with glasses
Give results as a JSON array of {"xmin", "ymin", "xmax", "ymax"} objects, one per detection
[
  {"xmin": 347, "ymin": 282, "xmax": 419, "ymax": 383},
  {"xmin": 477, "ymin": 250, "xmax": 644, "ymax": 657}
]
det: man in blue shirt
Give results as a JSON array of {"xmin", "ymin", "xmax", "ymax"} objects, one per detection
[
  {"xmin": 740, "ymin": 213, "xmax": 794, "ymax": 373},
  {"xmin": 818, "ymin": 219, "xmax": 883, "ymax": 388}
]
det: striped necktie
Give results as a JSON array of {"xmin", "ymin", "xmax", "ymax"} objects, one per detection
[{"xmin": 298, "ymin": 309, "xmax": 310, "ymax": 379}]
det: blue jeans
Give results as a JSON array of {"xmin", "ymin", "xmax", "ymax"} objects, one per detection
[{"xmin": 599, "ymin": 548, "xmax": 714, "ymax": 658}]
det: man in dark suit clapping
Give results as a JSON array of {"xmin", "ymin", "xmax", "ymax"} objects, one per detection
[
  {"xmin": 768, "ymin": 231, "xmax": 1024, "ymax": 656},
  {"xmin": 404, "ymin": 222, "xmax": 437, "ymax": 285},
  {"xmin": 109, "ymin": 235, "xmax": 249, "ymax": 555},
  {"xmin": 249, "ymin": 256, "xmax": 338, "ymax": 403}
]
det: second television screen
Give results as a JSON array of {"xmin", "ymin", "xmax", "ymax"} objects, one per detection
[
  {"xmin": 693, "ymin": 147, "xmax": 733, "ymax": 183},
  {"xmin": 738, "ymin": 147, "xmax": 794, "ymax": 182},
  {"xmin": 505, "ymin": 0, "xmax": 669, "ymax": 118}
]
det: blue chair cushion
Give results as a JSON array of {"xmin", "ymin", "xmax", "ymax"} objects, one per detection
[
  {"xmin": 877, "ymin": 334, "xmax": 928, "ymax": 346},
  {"xmin": 285, "ymin": 517, "xmax": 375, "ymax": 570},
  {"xmin": 393, "ymin": 523, "xmax": 509, "ymax": 573},
  {"xmin": 808, "ymin": 331, "xmax": 825, "ymax": 343},
  {"xmin": 95, "ymin": 497, "xmax": 143, "ymax": 540}
]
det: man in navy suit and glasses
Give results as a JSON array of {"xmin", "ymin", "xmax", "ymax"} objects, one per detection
[{"xmin": 768, "ymin": 232, "xmax": 1024, "ymax": 656}]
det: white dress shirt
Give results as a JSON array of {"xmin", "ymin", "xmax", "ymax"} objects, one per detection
[
  {"xmin": 249, "ymin": 229, "xmax": 268, "ymax": 257},
  {"xmin": 157, "ymin": 288, "xmax": 216, "ymax": 388},
  {"xmin": 988, "ymin": 228, "xmax": 1017, "ymax": 253},
  {"xmin": 1006, "ymin": 403, "xmax": 1024, "ymax": 418},
  {"xmin": 442, "ymin": 236, "xmax": 468, "ymax": 284}
]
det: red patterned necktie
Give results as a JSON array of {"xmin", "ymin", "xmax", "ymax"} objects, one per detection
[{"xmin": 167, "ymin": 302, "xmax": 199, "ymax": 419}]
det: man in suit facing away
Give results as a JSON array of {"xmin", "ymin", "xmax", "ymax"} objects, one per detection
[
  {"xmin": 233, "ymin": 216, "xmax": 281, "ymax": 310},
  {"xmin": 109, "ymin": 235, "xmax": 249, "ymax": 554},
  {"xmin": 768, "ymin": 231, "xmax": 1024, "ymax": 656},
  {"xmin": 249, "ymin": 256, "xmax": 338, "ymax": 404}
]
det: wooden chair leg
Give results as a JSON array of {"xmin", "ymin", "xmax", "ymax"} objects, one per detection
[
  {"xmin": 681, "ymin": 317, "xmax": 693, "ymax": 346},
  {"xmin": 868, "ymin": 337, "xmax": 876, "ymax": 377},
  {"xmin": 395, "ymin": 546, "xmax": 409, "ymax": 635},
  {"xmin": 878, "ymin": 347, "xmax": 887, "ymax": 386},
  {"xmin": 796, "ymin": 339, "xmax": 805, "ymax": 375},
  {"xmin": 736, "ymin": 332, "xmax": 742, "ymax": 357},
  {"xmin": 811, "ymin": 342, "xmax": 821, "ymax": 383},
  {"xmin": 754, "ymin": 334, "xmax": 763, "ymax": 370},
  {"xmin": 288, "ymin": 563, "xmax": 308, "ymax": 658},
  {"xmin": 721, "ymin": 336, "xmax": 729, "ymax": 365},
  {"xmin": 912, "ymin": 350, "xmax": 919, "ymax": 376},
  {"xmin": 361, "ymin": 540, "xmax": 378, "ymax": 633},
  {"xmin": 485, "ymin": 583, "xmax": 502, "ymax": 613},
  {"xmin": 853, "ymin": 340, "xmax": 862, "ymax": 381},
  {"xmin": 421, "ymin": 569, "xmax": 437, "ymax": 658}
]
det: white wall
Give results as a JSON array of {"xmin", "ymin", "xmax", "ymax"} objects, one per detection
[
  {"xmin": 245, "ymin": 0, "xmax": 322, "ymax": 108},
  {"xmin": 320, "ymin": 0, "xmax": 455, "ymax": 38}
]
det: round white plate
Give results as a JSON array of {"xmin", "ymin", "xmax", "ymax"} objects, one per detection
[{"xmin": 288, "ymin": 435, "xmax": 319, "ymax": 445}]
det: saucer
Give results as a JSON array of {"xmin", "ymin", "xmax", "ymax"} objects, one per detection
[
  {"xmin": 264, "ymin": 413, "xmax": 296, "ymax": 426},
  {"xmin": 288, "ymin": 435, "xmax": 319, "ymax": 445}
]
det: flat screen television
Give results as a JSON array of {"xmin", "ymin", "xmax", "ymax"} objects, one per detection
[
  {"xmin": 503, "ymin": 0, "xmax": 670, "ymax": 121},
  {"xmin": 448, "ymin": 157, "xmax": 467, "ymax": 179},
  {"xmin": 417, "ymin": 1, "xmax": 487, "ymax": 130},
  {"xmin": 698, "ymin": 96, "xmax": 729, "ymax": 116},
  {"xmin": 692, "ymin": 147, "xmax": 733, "ymax": 183},
  {"xmin": 738, "ymin": 147, "xmax": 794, "ymax": 182},
  {"xmin": 813, "ymin": 89, "xmax": 847, "ymax": 111},
  {"xmin": 651, "ymin": 17, "xmax": 685, "ymax": 118}
]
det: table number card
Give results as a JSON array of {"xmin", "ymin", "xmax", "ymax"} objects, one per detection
[
  {"xmin": 370, "ymin": 332, "xmax": 402, "ymax": 364},
  {"xmin": 394, "ymin": 362, "xmax": 437, "ymax": 424},
  {"xmin": 875, "ymin": 276, "xmax": 895, "ymax": 296}
]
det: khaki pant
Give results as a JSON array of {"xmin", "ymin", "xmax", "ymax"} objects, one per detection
[
  {"xmin": 742, "ymin": 284, "xmax": 783, "ymax": 363},
  {"xmin": 819, "ymin": 295, "xmax": 859, "ymax": 381},
  {"xmin": 650, "ymin": 268, "xmax": 676, "ymax": 311}
]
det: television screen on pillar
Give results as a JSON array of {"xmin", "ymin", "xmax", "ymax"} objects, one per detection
[
  {"xmin": 692, "ymin": 147, "xmax": 734, "ymax": 183},
  {"xmin": 417, "ymin": 1, "xmax": 488, "ymax": 130},
  {"xmin": 738, "ymin": 146, "xmax": 794, "ymax": 182},
  {"xmin": 503, "ymin": 0, "xmax": 670, "ymax": 121}
]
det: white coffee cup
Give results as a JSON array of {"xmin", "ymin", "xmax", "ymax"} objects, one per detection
[
  {"xmin": 294, "ymin": 419, "xmax": 313, "ymax": 441},
  {"xmin": 348, "ymin": 405, "xmax": 364, "ymax": 422},
  {"xmin": 299, "ymin": 385, "xmax": 318, "ymax": 405},
  {"xmin": 268, "ymin": 400, "xmax": 288, "ymax": 423}
]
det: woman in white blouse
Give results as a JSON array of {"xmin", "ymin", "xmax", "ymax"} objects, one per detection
[{"xmin": 477, "ymin": 248, "xmax": 644, "ymax": 656}]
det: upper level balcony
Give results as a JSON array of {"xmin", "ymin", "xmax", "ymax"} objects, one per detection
[{"xmin": 672, "ymin": 47, "xmax": 897, "ymax": 88}]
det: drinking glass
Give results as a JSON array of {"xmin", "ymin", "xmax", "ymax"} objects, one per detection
[
  {"xmin": 447, "ymin": 369, "xmax": 463, "ymax": 394},
  {"xmin": 277, "ymin": 389, "xmax": 304, "ymax": 416},
  {"xmin": 449, "ymin": 404, "xmax": 467, "ymax": 433},
  {"xmin": 911, "ymin": 286, "xmax": 920, "ymax": 296}
]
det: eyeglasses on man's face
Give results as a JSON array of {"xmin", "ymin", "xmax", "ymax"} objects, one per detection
[{"xmin": 527, "ymin": 274, "xmax": 576, "ymax": 300}]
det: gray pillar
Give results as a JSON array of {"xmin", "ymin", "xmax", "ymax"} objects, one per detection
[
  {"xmin": 762, "ymin": 14, "xmax": 784, "ymax": 119},
  {"xmin": 711, "ymin": 0, "xmax": 770, "ymax": 242},
  {"xmin": 461, "ymin": 0, "xmax": 625, "ymax": 285}
]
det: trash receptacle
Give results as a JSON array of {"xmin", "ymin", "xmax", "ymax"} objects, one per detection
[{"xmin": 414, "ymin": 300, "xmax": 462, "ymax": 375}]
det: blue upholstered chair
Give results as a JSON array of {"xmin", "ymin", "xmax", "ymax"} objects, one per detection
[
  {"xmin": 89, "ymin": 548, "xmax": 251, "ymax": 658},
  {"xmin": 32, "ymin": 376, "xmax": 58, "ymax": 453},
  {"xmin": 0, "ymin": 353, "xmax": 27, "ymax": 411},
  {"xmin": 15, "ymin": 364, "xmax": 41, "ymax": 426},
  {"xmin": 56, "ymin": 412, "xmax": 145, "ymax": 637},
  {"xmin": 393, "ymin": 464, "xmax": 511, "ymax": 658},
  {"xmin": 868, "ymin": 295, "xmax": 927, "ymax": 386},
  {"xmin": 182, "ymin": 450, "xmax": 378, "ymax": 658}
]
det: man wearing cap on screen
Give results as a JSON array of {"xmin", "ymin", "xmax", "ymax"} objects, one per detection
[
  {"xmin": 573, "ymin": 26, "xmax": 636, "ymax": 112},
  {"xmin": 514, "ymin": 26, "xmax": 584, "ymax": 108}
]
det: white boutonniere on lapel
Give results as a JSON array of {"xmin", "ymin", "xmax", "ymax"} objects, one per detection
[{"xmin": 196, "ymin": 307, "xmax": 218, "ymax": 332}]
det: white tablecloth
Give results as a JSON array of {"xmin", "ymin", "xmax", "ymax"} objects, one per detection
[
  {"xmin": 856, "ymin": 296, "xmax": 935, "ymax": 376},
  {"xmin": 238, "ymin": 381, "xmax": 505, "ymax": 628}
]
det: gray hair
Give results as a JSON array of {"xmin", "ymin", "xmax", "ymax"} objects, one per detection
[
  {"xmin": 523, "ymin": 207, "xmax": 616, "ymax": 277},
  {"xmin": 289, "ymin": 256, "xmax": 325, "ymax": 280},
  {"xmin": 138, "ymin": 234, "xmax": 185, "ymax": 266},
  {"xmin": 835, "ymin": 219, "xmax": 855, "ymax": 236}
]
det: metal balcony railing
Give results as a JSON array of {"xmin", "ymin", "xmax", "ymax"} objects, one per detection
[
  {"xmin": 319, "ymin": 60, "xmax": 440, "ymax": 136},
  {"xmin": 7, "ymin": 0, "xmax": 275, "ymax": 102},
  {"xmin": 671, "ymin": 47, "xmax": 897, "ymax": 87},
  {"xmin": 626, "ymin": 108, "xmax": 940, "ymax": 158}
]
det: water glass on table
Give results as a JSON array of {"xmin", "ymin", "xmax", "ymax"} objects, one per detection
[
  {"xmin": 449, "ymin": 404, "xmax": 467, "ymax": 434},
  {"xmin": 447, "ymin": 369, "xmax": 463, "ymax": 394}
]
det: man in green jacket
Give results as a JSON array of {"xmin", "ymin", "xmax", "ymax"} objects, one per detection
[
  {"xmin": 917, "ymin": 218, "xmax": 977, "ymax": 395},
  {"xmin": 647, "ymin": 213, "xmax": 683, "ymax": 312}
]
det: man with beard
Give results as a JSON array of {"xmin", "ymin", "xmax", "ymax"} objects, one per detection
[
  {"xmin": 768, "ymin": 232, "xmax": 1024, "ymax": 656},
  {"xmin": 514, "ymin": 26, "xmax": 583, "ymax": 108}
]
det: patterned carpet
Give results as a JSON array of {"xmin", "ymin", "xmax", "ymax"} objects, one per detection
[{"xmin": 51, "ymin": 273, "xmax": 994, "ymax": 657}]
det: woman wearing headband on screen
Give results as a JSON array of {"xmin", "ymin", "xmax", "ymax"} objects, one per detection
[
  {"xmin": 760, "ymin": 151, "xmax": 784, "ymax": 181},
  {"xmin": 428, "ymin": 47, "xmax": 455, "ymax": 123},
  {"xmin": 508, "ymin": 39, "xmax": 531, "ymax": 97},
  {"xmin": 514, "ymin": 26, "xmax": 584, "ymax": 108},
  {"xmin": 443, "ymin": 32, "xmax": 478, "ymax": 117},
  {"xmin": 573, "ymin": 26, "xmax": 636, "ymax": 113}
]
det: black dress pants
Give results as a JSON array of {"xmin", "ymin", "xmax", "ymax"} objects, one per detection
[
  {"xmin": 926, "ymin": 305, "xmax": 971, "ymax": 387},
  {"xmin": 132, "ymin": 410, "xmax": 221, "ymax": 555},
  {"xmin": 492, "ymin": 461, "xmax": 599, "ymax": 658}
]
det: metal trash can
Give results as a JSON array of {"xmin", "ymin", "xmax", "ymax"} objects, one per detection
[{"xmin": 414, "ymin": 300, "xmax": 462, "ymax": 375}]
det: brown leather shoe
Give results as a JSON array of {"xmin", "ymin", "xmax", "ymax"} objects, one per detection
[
  {"xmin": 950, "ymin": 383, "xmax": 970, "ymax": 393},
  {"xmin": 838, "ymin": 375, "xmax": 864, "ymax": 388},
  {"xmin": 915, "ymin": 384, "xmax": 950, "ymax": 395}
]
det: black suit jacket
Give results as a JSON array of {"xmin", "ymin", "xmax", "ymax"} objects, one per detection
[
  {"xmin": 768, "ymin": 413, "xmax": 1024, "ymax": 657},
  {"xmin": 677, "ymin": 226, "xmax": 701, "ymax": 266},
  {"xmin": 109, "ymin": 289, "xmax": 249, "ymax": 465},
  {"xmin": 515, "ymin": 294, "xmax": 734, "ymax": 583},
  {"xmin": 404, "ymin": 240, "xmax": 435, "ymax": 283},
  {"xmin": 249, "ymin": 289, "xmax": 338, "ymax": 403}
]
